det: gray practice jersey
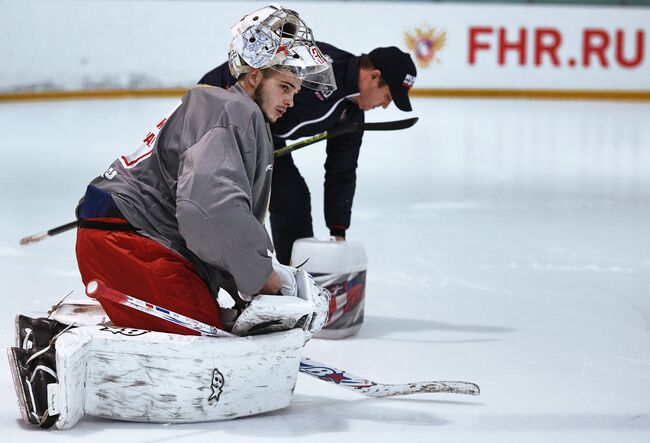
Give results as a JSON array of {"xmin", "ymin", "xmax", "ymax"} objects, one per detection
[{"xmin": 86, "ymin": 83, "xmax": 274, "ymax": 298}]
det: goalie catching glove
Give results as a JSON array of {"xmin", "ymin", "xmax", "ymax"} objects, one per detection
[
  {"xmin": 232, "ymin": 268, "xmax": 330, "ymax": 339},
  {"xmin": 272, "ymin": 257, "xmax": 298, "ymax": 297}
]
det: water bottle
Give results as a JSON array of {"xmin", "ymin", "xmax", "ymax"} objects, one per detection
[{"xmin": 291, "ymin": 238, "xmax": 367, "ymax": 339}]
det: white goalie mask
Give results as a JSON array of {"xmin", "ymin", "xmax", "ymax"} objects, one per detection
[{"xmin": 228, "ymin": 4, "xmax": 337, "ymax": 92}]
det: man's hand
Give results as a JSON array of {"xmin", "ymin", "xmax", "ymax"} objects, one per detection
[
  {"xmin": 260, "ymin": 270, "xmax": 283, "ymax": 295},
  {"xmin": 331, "ymin": 236, "xmax": 345, "ymax": 241}
]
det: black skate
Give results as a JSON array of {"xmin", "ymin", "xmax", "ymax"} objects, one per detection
[
  {"xmin": 16, "ymin": 315, "xmax": 68, "ymax": 352},
  {"xmin": 7, "ymin": 346, "xmax": 59, "ymax": 428}
]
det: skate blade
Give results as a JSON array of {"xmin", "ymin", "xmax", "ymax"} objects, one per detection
[{"xmin": 6, "ymin": 347, "xmax": 38, "ymax": 425}]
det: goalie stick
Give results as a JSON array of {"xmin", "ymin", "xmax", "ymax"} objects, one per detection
[
  {"xmin": 299, "ymin": 358, "xmax": 480, "ymax": 397},
  {"xmin": 18, "ymin": 117, "xmax": 419, "ymax": 246},
  {"xmin": 85, "ymin": 279, "xmax": 480, "ymax": 398}
]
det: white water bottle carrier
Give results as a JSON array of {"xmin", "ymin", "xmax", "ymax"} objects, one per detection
[{"xmin": 290, "ymin": 238, "xmax": 367, "ymax": 339}]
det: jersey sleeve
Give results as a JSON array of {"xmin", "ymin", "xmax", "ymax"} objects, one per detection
[{"xmin": 175, "ymin": 124, "xmax": 273, "ymax": 297}]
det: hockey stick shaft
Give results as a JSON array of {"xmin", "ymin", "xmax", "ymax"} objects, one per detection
[
  {"xmin": 85, "ymin": 279, "xmax": 480, "ymax": 398},
  {"xmin": 273, "ymin": 117, "xmax": 418, "ymax": 158},
  {"xmin": 85, "ymin": 280, "xmax": 233, "ymax": 337},
  {"xmin": 19, "ymin": 221, "xmax": 78, "ymax": 246},
  {"xmin": 18, "ymin": 118, "xmax": 418, "ymax": 246}
]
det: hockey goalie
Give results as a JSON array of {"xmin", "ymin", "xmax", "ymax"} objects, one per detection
[
  {"xmin": 8, "ymin": 3, "xmax": 483, "ymax": 429},
  {"xmin": 7, "ymin": 3, "xmax": 336, "ymax": 430}
]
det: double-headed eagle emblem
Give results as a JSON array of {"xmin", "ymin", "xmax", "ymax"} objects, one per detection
[{"xmin": 404, "ymin": 27, "xmax": 447, "ymax": 68}]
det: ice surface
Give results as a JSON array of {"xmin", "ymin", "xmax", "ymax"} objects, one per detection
[{"xmin": 1, "ymin": 96, "xmax": 649, "ymax": 442}]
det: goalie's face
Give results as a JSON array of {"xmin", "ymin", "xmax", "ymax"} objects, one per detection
[{"xmin": 250, "ymin": 69, "xmax": 302, "ymax": 123}]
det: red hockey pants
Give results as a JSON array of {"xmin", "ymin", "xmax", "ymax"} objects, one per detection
[{"xmin": 75, "ymin": 218, "xmax": 223, "ymax": 334}]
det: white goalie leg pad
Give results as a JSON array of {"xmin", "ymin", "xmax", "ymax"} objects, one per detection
[{"xmin": 51, "ymin": 326, "xmax": 306, "ymax": 429}]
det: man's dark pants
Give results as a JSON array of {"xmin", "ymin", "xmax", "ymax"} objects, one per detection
[{"xmin": 270, "ymin": 154, "xmax": 313, "ymax": 265}]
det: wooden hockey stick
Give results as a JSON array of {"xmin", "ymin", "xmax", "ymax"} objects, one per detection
[
  {"xmin": 19, "ymin": 117, "xmax": 418, "ymax": 246},
  {"xmin": 86, "ymin": 279, "xmax": 480, "ymax": 398}
]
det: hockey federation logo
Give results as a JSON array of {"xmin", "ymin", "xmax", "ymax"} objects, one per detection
[
  {"xmin": 404, "ymin": 26, "xmax": 447, "ymax": 68},
  {"xmin": 208, "ymin": 368, "xmax": 225, "ymax": 403},
  {"xmin": 402, "ymin": 74, "xmax": 416, "ymax": 89}
]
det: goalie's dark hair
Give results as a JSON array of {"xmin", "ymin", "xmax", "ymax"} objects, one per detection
[{"xmin": 236, "ymin": 68, "xmax": 278, "ymax": 82}]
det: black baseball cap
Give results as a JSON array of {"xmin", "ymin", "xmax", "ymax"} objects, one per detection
[{"xmin": 368, "ymin": 47, "xmax": 417, "ymax": 112}]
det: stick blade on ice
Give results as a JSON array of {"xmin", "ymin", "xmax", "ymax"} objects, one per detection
[
  {"xmin": 354, "ymin": 380, "xmax": 480, "ymax": 398},
  {"xmin": 299, "ymin": 357, "xmax": 480, "ymax": 398}
]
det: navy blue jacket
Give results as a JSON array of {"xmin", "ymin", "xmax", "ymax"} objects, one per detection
[{"xmin": 198, "ymin": 42, "xmax": 364, "ymax": 237}]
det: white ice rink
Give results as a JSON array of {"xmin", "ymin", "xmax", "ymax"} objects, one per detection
[{"xmin": 1, "ymin": 96, "xmax": 649, "ymax": 442}]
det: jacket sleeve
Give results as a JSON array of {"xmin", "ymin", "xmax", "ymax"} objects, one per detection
[
  {"xmin": 175, "ymin": 124, "xmax": 272, "ymax": 297},
  {"xmin": 323, "ymin": 105, "xmax": 365, "ymax": 238},
  {"xmin": 198, "ymin": 62, "xmax": 238, "ymax": 88}
]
